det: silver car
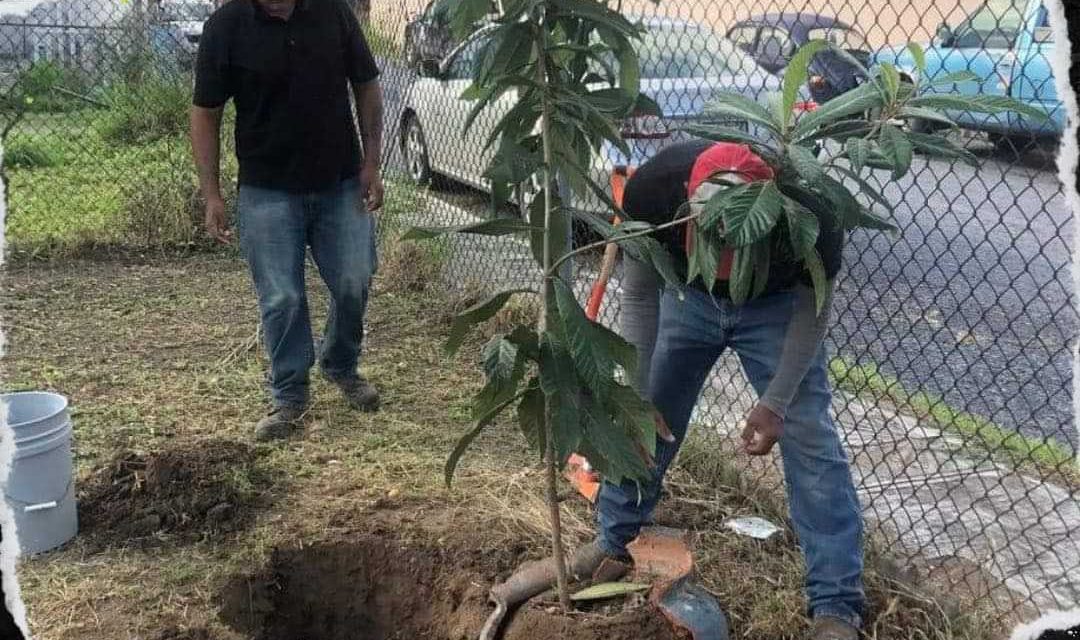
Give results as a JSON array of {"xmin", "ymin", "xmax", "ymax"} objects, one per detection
[{"xmin": 398, "ymin": 17, "xmax": 783, "ymax": 217}]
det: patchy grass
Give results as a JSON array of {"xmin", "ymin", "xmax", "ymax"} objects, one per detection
[
  {"xmin": 828, "ymin": 356, "xmax": 1078, "ymax": 482},
  {"xmin": 2, "ymin": 247, "xmax": 1010, "ymax": 640}
]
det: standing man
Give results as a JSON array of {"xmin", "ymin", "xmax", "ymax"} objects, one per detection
[
  {"xmin": 190, "ymin": 0, "xmax": 384, "ymax": 441},
  {"xmin": 581, "ymin": 140, "xmax": 865, "ymax": 640}
]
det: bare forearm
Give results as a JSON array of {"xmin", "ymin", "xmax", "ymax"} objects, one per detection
[
  {"xmin": 190, "ymin": 106, "xmax": 224, "ymax": 200},
  {"xmin": 353, "ymin": 80, "xmax": 383, "ymax": 169}
]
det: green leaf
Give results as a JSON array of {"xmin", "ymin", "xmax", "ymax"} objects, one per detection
[
  {"xmin": 728, "ymin": 245, "xmax": 754, "ymax": 305},
  {"xmin": 844, "ymin": 137, "xmax": 872, "ymax": 174},
  {"xmin": 787, "ymin": 143, "xmax": 824, "ymax": 183},
  {"xmin": 803, "ymin": 119, "xmax": 876, "ymax": 143},
  {"xmin": 905, "ymin": 131, "xmax": 978, "ymax": 166},
  {"xmin": 898, "ymin": 106, "xmax": 957, "ymax": 128},
  {"xmin": 909, "ymin": 94, "xmax": 1052, "ymax": 122},
  {"xmin": 448, "ymin": 0, "xmax": 490, "ymax": 40},
  {"xmin": 446, "ymin": 289, "xmax": 533, "ymax": 356},
  {"xmin": 906, "ymin": 42, "xmax": 926, "ymax": 73},
  {"xmin": 473, "ymin": 335, "xmax": 525, "ymax": 419},
  {"xmin": 553, "ymin": 278, "xmax": 615, "ymax": 395},
  {"xmin": 803, "ymin": 248, "xmax": 829, "ymax": 316},
  {"xmin": 833, "ymin": 165, "xmax": 894, "ymax": 214},
  {"xmin": 617, "ymin": 45, "xmax": 640, "ymax": 98},
  {"xmin": 782, "ymin": 196, "xmax": 820, "ymax": 257},
  {"xmin": 538, "ymin": 331, "xmax": 583, "ymax": 461},
  {"xmin": 607, "ymin": 384, "xmax": 658, "ymax": 457},
  {"xmin": 579, "ymin": 390, "xmax": 648, "ymax": 483},
  {"xmin": 689, "ymin": 227, "xmax": 722, "ymax": 292},
  {"xmin": 793, "ymin": 81, "xmax": 885, "ymax": 138},
  {"xmin": 879, "ymin": 123, "xmax": 913, "ymax": 179},
  {"xmin": 704, "ymin": 92, "xmax": 783, "ymax": 136},
  {"xmin": 850, "ymin": 205, "xmax": 899, "ymax": 234},
  {"xmin": 681, "ymin": 124, "xmax": 780, "ymax": 162},
  {"xmin": 879, "ymin": 63, "xmax": 901, "ymax": 103},
  {"xmin": 445, "ymin": 388, "xmax": 524, "ymax": 487},
  {"xmin": 404, "ymin": 218, "xmax": 537, "ymax": 241},
  {"xmin": 751, "ymin": 240, "xmax": 771, "ymax": 299},
  {"xmin": 815, "ymin": 174, "xmax": 862, "ymax": 230},
  {"xmin": 571, "ymin": 582, "xmax": 651, "ymax": 602},
  {"xmin": 719, "ymin": 181, "xmax": 784, "ymax": 247},
  {"xmin": 781, "ymin": 40, "xmax": 828, "ymax": 128},
  {"xmin": 517, "ymin": 382, "xmax": 545, "ymax": 454},
  {"xmin": 926, "ymin": 70, "xmax": 980, "ymax": 86}
]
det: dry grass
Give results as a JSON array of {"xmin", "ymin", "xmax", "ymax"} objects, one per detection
[{"xmin": 2, "ymin": 248, "xmax": 1006, "ymax": 640}]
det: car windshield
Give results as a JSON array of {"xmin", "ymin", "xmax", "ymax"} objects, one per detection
[
  {"xmin": 805, "ymin": 26, "xmax": 868, "ymax": 51},
  {"xmin": 593, "ymin": 24, "xmax": 757, "ymax": 79},
  {"xmin": 951, "ymin": 0, "xmax": 1026, "ymax": 48}
]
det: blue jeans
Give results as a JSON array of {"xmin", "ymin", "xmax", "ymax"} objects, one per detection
[
  {"xmin": 237, "ymin": 178, "xmax": 377, "ymax": 409},
  {"xmin": 597, "ymin": 286, "xmax": 865, "ymax": 627}
]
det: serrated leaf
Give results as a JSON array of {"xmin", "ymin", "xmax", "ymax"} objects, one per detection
[
  {"xmin": 571, "ymin": 582, "xmax": 651, "ymax": 602},
  {"xmin": 851, "ymin": 205, "xmax": 899, "ymax": 234},
  {"xmin": 751, "ymin": 240, "xmax": 771, "ymax": 299},
  {"xmin": 553, "ymin": 278, "xmax": 615, "ymax": 395},
  {"xmin": 473, "ymin": 336, "xmax": 525, "ymax": 419},
  {"xmin": 905, "ymin": 131, "xmax": 978, "ymax": 166},
  {"xmin": 803, "ymin": 119, "xmax": 876, "ymax": 143},
  {"xmin": 538, "ymin": 330, "xmax": 583, "ymax": 461},
  {"xmin": 783, "ymin": 196, "xmax": 820, "ymax": 256},
  {"xmin": 788, "ymin": 143, "xmax": 824, "ymax": 182},
  {"xmin": 729, "ymin": 246, "xmax": 754, "ymax": 305},
  {"xmin": 517, "ymin": 382, "xmax": 545, "ymax": 454},
  {"xmin": 816, "ymin": 174, "xmax": 862, "ymax": 230},
  {"xmin": 927, "ymin": 70, "xmax": 980, "ymax": 86},
  {"xmin": 906, "ymin": 42, "xmax": 926, "ymax": 73},
  {"xmin": 720, "ymin": 182, "xmax": 784, "ymax": 247},
  {"xmin": 579, "ymin": 390, "xmax": 648, "ymax": 483},
  {"xmin": 445, "ymin": 388, "xmax": 524, "ymax": 487},
  {"xmin": 607, "ymin": 384, "xmax": 657, "ymax": 457},
  {"xmin": 898, "ymin": 106, "xmax": 957, "ymax": 128},
  {"xmin": 833, "ymin": 165, "xmax": 894, "ymax": 214},
  {"xmin": 704, "ymin": 92, "xmax": 783, "ymax": 136},
  {"xmin": 404, "ymin": 218, "xmax": 537, "ymax": 241},
  {"xmin": 782, "ymin": 40, "xmax": 828, "ymax": 128},
  {"xmin": 793, "ymin": 81, "xmax": 885, "ymax": 138},
  {"xmin": 446, "ymin": 289, "xmax": 533, "ymax": 356},
  {"xmin": 844, "ymin": 137, "xmax": 872, "ymax": 174},
  {"xmin": 803, "ymin": 248, "xmax": 829, "ymax": 316},
  {"xmin": 909, "ymin": 94, "xmax": 1052, "ymax": 122},
  {"xmin": 879, "ymin": 123, "xmax": 913, "ymax": 179},
  {"xmin": 681, "ymin": 124, "xmax": 780, "ymax": 162},
  {"xmin": 879, "ymin": 63, "xmax": 901, "ymax": 103},
  {"xmin": 689, "ymin": 227, "xmax": 722, "ymax": 292}
]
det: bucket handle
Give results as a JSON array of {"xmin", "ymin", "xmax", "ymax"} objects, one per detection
[
  {"xmin": 6, "ymin": 477, "xmax": 73, "ymax": 512},
  {"xmin": 23, "ymin": 501, "xmax": 57, "ymax": 513}
]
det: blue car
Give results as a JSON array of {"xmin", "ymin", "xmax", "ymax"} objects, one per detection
[{"xmin": 872, "ymin": 0, "xmax": 1062, "ymax": 148}]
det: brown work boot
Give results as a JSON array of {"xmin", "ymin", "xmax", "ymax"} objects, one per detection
[
  {"xmin": 807, "ymin": 616, "xmax": 859, "ymax": 640},
  {"xmin": 333, "ymin": 375, "xmax": 380, "ymax": 412},
  {"xmin": 571, "ymin": 541, "xmax": 632, "ymax": 582},
  {"xmin": 253, "ymin": 406, "xmax": 305, "ymax": 442}
]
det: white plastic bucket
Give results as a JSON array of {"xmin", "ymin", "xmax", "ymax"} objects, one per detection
[{"xmin": 2, "ymin": 392, "xmax": 77, "ymax": 556}]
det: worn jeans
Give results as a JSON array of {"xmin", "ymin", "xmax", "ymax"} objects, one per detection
[
  {"xmin": 237, "ymin": 177, "xmax": 377, "ymax": 409},
  {"xmin": 597, "ymin": 284, "xmax": 865, "ymax": 627}
]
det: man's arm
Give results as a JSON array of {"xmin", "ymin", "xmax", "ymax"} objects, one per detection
[
  {"xmin": 352, "ymin": 79, "xmax": 384, "ymax": 211},
  {"xmin": 190, "ymin": 105, "xmax": 230, "ymax": 243},
  {"xmin": 741, "ymin": 281, "xmax": 835, "ymax": 455}
]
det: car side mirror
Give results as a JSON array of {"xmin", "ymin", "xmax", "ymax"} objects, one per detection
[
  {"xmin": 936, "ymin": 23, "xmax": 955, "ymax": 47},
  {"xmin": 417, "ymin": 59, "xmax": 441, "ymax": 78}
]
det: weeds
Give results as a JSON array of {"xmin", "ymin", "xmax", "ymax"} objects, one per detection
[{"xmin": 99, "ymin": 77, "xmax": 193, "ymax": 145}]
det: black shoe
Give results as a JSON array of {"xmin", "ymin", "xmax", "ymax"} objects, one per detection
[
  {"xmin": 333, "ymin": 375, "xmax": 380, "ymax": 412},
  {"xmin": 253, "ymin": 405, "xmax": 305, "ymax": 442}
]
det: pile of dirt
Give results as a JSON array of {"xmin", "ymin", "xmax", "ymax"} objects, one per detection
[
  {"xmin": 78, "ymin": 439, "xmax": 274, "ymax": 542},
  {"xmin": 152, "ymin": 627, "xmax": 215, "ymax": 640},
  {"xmin": 219, "ymin": 535, "xmax": 680, "ymax": 640}
]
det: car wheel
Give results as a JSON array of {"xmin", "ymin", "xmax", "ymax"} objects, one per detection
[{"xmin": 402, "ymin": 116, "xmax": 432, "ymax": 186}]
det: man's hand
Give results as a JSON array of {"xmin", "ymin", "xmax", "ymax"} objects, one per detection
[
  {"xmin": 360, "ymin": 164, "xmax": 384, "ymax": 212},
  {"xmin": 204, "ymin": 196, "xmax": 232, "ymax": 244},
  {"xmin": 740, "ymin": 402, "xmax": 783, "ymax": 456}
]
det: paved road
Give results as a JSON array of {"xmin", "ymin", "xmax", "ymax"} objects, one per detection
[{"xmin": 375, "ymin": 58, "xmax": 1077, "ymax": 450}]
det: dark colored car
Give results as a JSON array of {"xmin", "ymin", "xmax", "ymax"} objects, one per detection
[
  {"xmin": 726, "ymin": 13, "xmax": 871, "ymax": 102},
  {"xmin": 403, "ymin": 0, "xmax": 496, "ymax": 68}
]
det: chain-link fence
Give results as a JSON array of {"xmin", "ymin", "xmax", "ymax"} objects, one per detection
[{"xmin": 1, "ymin": 0, "xmax": 1076, "ymax": 634}]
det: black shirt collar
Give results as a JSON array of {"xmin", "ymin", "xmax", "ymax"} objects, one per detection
[{"xmin": 247, "ymin": 0, "xmax": 308, "ymax": 22}]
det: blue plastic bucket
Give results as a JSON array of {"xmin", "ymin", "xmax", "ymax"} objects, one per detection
[{"xmin": 2, "ymin": 392, "xmax": 77, "ymax": 556}]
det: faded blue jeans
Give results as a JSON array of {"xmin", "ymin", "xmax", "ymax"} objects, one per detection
[
  {"xmin": 597, "ymin": 285, "xmax": 865, "ymax": 628},
  {"xmin": 237, "ymin": 177, "xmax": 377, "ymax": 409}
]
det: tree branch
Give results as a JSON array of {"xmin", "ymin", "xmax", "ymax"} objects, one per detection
[{"xmin": 546, "ymin": 210, "xmax": 701, "ymax": 277}]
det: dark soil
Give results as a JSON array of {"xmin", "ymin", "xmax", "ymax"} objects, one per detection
[
  {"xmin": 78, "ymin": 438, "xmax": 275, "ymax": 544},
  {"xmin": 151, "ymin": 627, "xmax": 216, "ymax": 640},
  {"xmin": 219, "ymin": 534, "xmax": 680, "ymax": 640}
]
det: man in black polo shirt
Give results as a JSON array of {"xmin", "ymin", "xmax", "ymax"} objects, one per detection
[
  {"xmin": 190, "ymin": 0, "xmax": 384, "ymax": 441},
  {"xmin": 587, "ymin": 140, "xmax": 865, "ymax": 640}
]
